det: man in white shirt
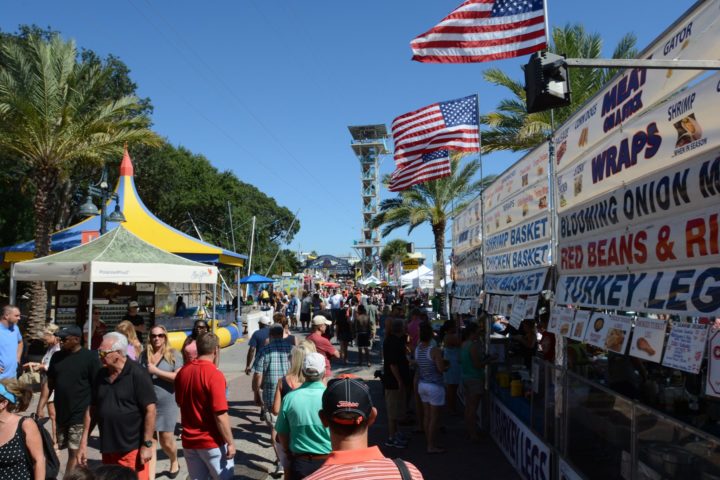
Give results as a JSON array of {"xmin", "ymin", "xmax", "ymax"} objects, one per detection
[{"xmin": 328, "ymin": 290, "xmax": 344, "ymax": 323}]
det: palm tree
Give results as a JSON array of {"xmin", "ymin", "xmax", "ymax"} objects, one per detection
[
  {"xmin": 380, "ymin": 239, "xmax": 410, "ymax": 269},
  {"xmin": 0, "ymin": 35, "xmax": 159, "ymax": 333},
  {"xmin": 372, "ymin": 156, "xmax": 496, "ymax": 265},
  {"xmin": 481, "ymin": 24, "xmax": 637, "ymax": 153}
]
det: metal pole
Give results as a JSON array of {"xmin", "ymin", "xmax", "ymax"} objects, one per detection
[
  {"xmin": 542, "ymin": 0, "xmax": 551, "ymax": 49},
  {"xmin": 228, "ymin": 202, "xmax": 237, "ymax": 252},
  {"xmin": 100, "ymin": 191, "xmax": 107, "ymax": 235},
  {"xmin": 187, "ymin": 212, "xmax": 205, "ymax": 241},
  {"xmin": 9, "ymin": 264, "xmax": 16, "ymax": 305},
  {"xmin": 212, "ymin": 281, "xmax": 217, "ymax": 334},
  {"xmin": 265, "ymin": 210, "xmax": 300, "ymax": 277},
  {"xmin": 87, "ymin": 282, "xmax": 94, "ymax": 348},
  {"xmin": 247, "ymin": 216, "xmax": 256, "ymax": 276}
]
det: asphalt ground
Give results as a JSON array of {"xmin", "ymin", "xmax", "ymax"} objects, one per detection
[{"xmin": 28, "ymin": 330, "xmax": 518, "ymax": 479}]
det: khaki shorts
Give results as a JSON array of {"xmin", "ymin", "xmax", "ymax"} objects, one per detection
[
  {"xmin": 384, "ymin": 388, "xmax": 405, "ymax": 422},
  {"xmin": 57, "ymin": 423, "xmax": 84, "ymax": 450}
]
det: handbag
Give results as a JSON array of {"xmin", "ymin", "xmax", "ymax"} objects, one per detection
[
  {"xmin": 18, "ymin": 368, "xmax": 41, "ymax": 386},
  {"xmin": 19, "ymin": 416, "xmax": 60, "ymax": 479}
]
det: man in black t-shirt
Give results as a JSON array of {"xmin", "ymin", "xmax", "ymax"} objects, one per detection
[
  {"xmin": 122, "ymin": 301, "xmax": 146, "ymax": 343},
  {"xmin": 382, "ymin": 319, "xmax": 411, "ymax": 448},
  {"xmin": 37, "ymin": 325, "xmax": 102, "ymax": 473},
  {"xmin": 78, "ymin": 332, "xmax": 157, "ymax": 479}
]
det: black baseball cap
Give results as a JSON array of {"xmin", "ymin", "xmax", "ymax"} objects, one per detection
[
  {"xmin": 322, "ymin": 376, "xmax": 373, "ymax": 425},
  {"xmin": 56, "ymin": 325, "xmax": 82, "ymax": 338}
]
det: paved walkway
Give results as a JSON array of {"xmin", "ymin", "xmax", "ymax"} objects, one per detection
[{"xmin": 30, "ymin": 332, "xmax": 518, "ymax": 479}]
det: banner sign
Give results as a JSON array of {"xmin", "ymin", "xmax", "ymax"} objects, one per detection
[
  {"xmin": 569, "ymin": 310, "xmax": 591, "ymax": 341},
  {"xmin": 553, "ymin": 1, "xmax": 720, "ymax": 173},
  {"xmin": 485, "ymin": 267, "xmax": 549, "ymax": 295},
  {"xmin": 485, "ymin": 241, "xmax": 551, "ymax": 273},
  {"xmin": 455, "ymin": 260, "xmax": 482, "ymax": 282},
  {"xmin": 556, "ymin": 73, "xmax": 720, "ymax": 213},
  {"xmin": 452, "ymin": 195, "xmax": 483, "ymax": 256},
  {"xmin": 485, "ymin": 182, "xmax": 549, "ymax": 238},
  {"xmin": 486, "ymin": 215, "xmax": 550, "ymax": 254},
  {"xmin": 559, "ymin": 459, "xmax": 584, "ymax": 480},
  {"xmin": 453, "ymin": 281, "xmax": 482, "ymax": 299},
  {"xmin": 559, "ymin": 203, "xmax": 720, "ymax": 274},
  {"xmin": 662, "ymin": 323, "xmax": 709, "ymax": 374},
  {"xmin": 584, "ymin": 312, "xmax": 633, "ymax": 353},
  {"xmin": 484, "ymin": 144, "xmax": 549, "ymax": 213},
  {"xmin": 628, "ymin": 316, "xmax": 667, "ymax": 363},
  {"xmin": 549, "ymin": 306, "xmax": 575, "ymax": 336},
  {"xmin": 558, "ymin": 152, "xmax": 720, "ymax": 243},
  {"xmin": 706, "ymin": 329, "xmax": 720, "ymax": 398},
  {"xmin": 490, "ymin": 395, "xmax": 551, "ymax": 480},
  {"xmin": 557, "ymin": 266, "xmax": 720, "ymax": 316}
]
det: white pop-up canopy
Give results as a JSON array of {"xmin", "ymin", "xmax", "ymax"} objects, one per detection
[
  {"xmin": 11, "ymin": 226, "xmax": 219, "ymax": 338},
  {"xmin": 13, "ymin": 226, "xmax": 218, "ymax": 284}
]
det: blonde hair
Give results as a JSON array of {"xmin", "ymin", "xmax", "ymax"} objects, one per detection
[
  {"xmin": 145, "ymin": 325, "xmax": 177, "ymax": 366},
  {"xmin": 0, "ymin": 379, "xmax": 32, "ymax": 412},
  {"xmin": 116, "ymin": 320, "xmax": 143, "ymax": 356},
  {"xmin": 287, "ymin": 340, "xmax": 316, "ymax": 384},
  {"xmin": 42, "ymin": 323, "xmax": 60, "ymax": 337}
]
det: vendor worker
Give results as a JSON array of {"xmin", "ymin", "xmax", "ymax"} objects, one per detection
[{"xmin": 123, "ymin": 301, "xmax": 146, "ymax": 343}]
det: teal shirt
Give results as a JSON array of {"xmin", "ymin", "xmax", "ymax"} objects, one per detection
[
  {"xmin": 460, "ymin": 341, "xmax": 484, "ymax": 381},
  {"xmin": 275, "ymin": 381, "xmax": 331, "ymax": 454}
]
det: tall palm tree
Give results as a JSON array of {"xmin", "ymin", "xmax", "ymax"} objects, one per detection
[
  {"xmin": 380, "ymin": 239, "xmax": 410, "ymax": 270},
  {"xmin": 0, "ymin": 35, "xmax": 159, "ymax": 333},
  {"xmin": 481, "ymin": 24, "xmax": 637, "ymax": 153},
  {"xmin": 372, "ymin": 156, "xmax": 495, "ymax": 265}
]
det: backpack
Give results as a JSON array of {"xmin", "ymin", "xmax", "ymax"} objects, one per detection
[{"xmin": 20, "ymin": 416, "xmax": 60, "ymax": 479}]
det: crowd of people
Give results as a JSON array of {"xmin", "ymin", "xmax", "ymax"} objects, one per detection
[{"xmin": 0, "ymin": 285, "xmax": 488, "ymax": 480}]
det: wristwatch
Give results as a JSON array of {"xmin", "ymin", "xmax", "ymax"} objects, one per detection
[{"xmin": 143, "ymin": 440, "xmax": 153, "ymax": 448}]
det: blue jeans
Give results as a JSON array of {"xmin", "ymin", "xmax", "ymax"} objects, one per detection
[{"xmin": 184, "ymin": 445, "xmax": 234, "ymax": 480}]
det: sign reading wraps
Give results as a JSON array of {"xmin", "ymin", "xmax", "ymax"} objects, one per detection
[
  {"xmin": 557, "ymin": 266, "xmax": 720, "ymax": 316},
  {"xmin": 553, "ymin": 1, "xmax": 720, "ymax": 173},
  {"xmin": 490, "ymin": 395, "xmax": 551, "ymax": 480},
  {"xmin": 485, "ymin": 267, "xmax": 549, "ymax": 295},
  {"xmin": 556, "ymin": 73, "xmax": 720, "ymax": 213}
]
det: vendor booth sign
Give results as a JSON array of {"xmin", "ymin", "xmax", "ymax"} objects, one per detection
[
  {"xmin": 628, "ymin": 316, "xmax": 667, "ymax": 363},
  {"xmin": 490, "ymin": 395, "xmax": 551, "ymax": 480},
  {"xmin": 706, "ymin": 329, "xmax": 720, "ymax": 398},
  {"xmin": 662, "ymin": 323, "xmax": 709, "ymax": 374},
  {"xmin": 584, "ymin": 312, "xmax": 633, "ymax": 354}
]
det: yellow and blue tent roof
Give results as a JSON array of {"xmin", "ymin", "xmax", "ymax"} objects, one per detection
[{"xmin": 1, "ymin": 149, "xmax": 246, "ymax": 267}]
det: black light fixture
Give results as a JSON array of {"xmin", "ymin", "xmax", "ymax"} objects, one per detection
[
  {"xmin": 78, "ymin": 166, "xmax": 125, "ymax": 234},
  {"xmin": 524, "ymin": 51, "xmax": 572, "ymax": 113}
]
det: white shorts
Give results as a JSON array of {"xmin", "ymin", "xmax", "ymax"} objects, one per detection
[{"xmin": 418, "ymin": 381, "xmax": 445, "ymax": 407}]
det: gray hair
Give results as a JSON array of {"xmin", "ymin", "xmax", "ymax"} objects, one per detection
[{"xmin": 103, "ymin": 332, "xmax": 128, "ymax": 356}]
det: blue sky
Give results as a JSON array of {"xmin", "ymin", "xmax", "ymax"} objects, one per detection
[{"xmin": 1, "ymin": 0, "xmax": 694, "ymax": 261}]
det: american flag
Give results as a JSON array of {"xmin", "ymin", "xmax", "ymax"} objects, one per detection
[
  {"xmin": 389, "ymin": 95, "xmax": 479, "ymax": 191},
  {"xmin": 411, "ymin": 0, "xmax": 547, "ymax": 63}
]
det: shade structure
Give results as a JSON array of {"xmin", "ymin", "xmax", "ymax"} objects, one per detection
[
  {"xmin": 13, "ymin": 226, "xmax": 218, "ymax": 284},
  {"xmin": 358, "ymin": 275, "xmax": 380, "ymax": 286},
  {"xmin": 238, "ymin": 272, "xmax": 275, "ymax": 284},
  {"xmin": 1, "ymin": 148, "xmax": 246, "ymax": 267}
]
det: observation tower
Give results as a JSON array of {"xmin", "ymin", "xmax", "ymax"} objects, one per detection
[{"xmin": 348, "ymin": 124, "xmax": 388, "ymax": 276}]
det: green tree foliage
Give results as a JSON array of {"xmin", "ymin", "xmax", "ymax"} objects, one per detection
[
  {"xmin": 129, "ymin": 142, "xmax": 300, "ymax": 279},
  {"xmin": 372, "ymin": 157, "xmax": 495, "ymax": 263},
  {"xmin": 0, "ymin": 33, "xmax": 158, "ymax": 333},
  {"xmin": 481, "ymin": 24, "xmax": 638, "ymax": 153},
  {"xmin": 380, "ymin": 239, "xmax": 410, "ymax": 267}
]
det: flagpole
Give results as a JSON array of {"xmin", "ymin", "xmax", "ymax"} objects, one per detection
[
  {"xmin": 475, "ymin": 93, "xmax": 485, "ymax": 304},
  {"xmin": 542, "ymin": 0, "xmax": 551, "ymax": 49}
]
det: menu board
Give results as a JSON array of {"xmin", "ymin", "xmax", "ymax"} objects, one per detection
[
  {"xmin": 549, "ymin": 306, "xmax": 574, "ymax": 336},
  {"xmin": 498, "ymin": 295, "xmax": 512, "ymax": 318},
  {"xmin": 508, "ymin": 297, "xmax": 526, "ymax": 329},
  {"xmin": 488, "ymin": 295, "xmax": 499, "ymax": 315},
  {"xmin": 629, "ymin": 317, "xmax": 667, "ymax": 363},
  {"xmin": 569, "ymin": 310, "xmax": 591, "ymax": 342},
  {"xmin": 584, "ymin": 313, "xmax": 633, "ymax": 354},
  {"xmin": 523, "ymin": 295, "xmax": 539, "ymax": 319},
  {"xmin": 662, "ymin": 323, "xmax": 710, "ymax": 374}
]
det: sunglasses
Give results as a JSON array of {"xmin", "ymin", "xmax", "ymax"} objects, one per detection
[
  {"xmin": 98, "ymin": 349, "xmax": 119, "ymax": 359},
  {"xmin": 150, "ymin": 333, "xmax": 166, "ymax": 339}
]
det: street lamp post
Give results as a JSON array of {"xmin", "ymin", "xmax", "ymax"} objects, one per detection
[{"xmin": 77, "ymin": 166, "xmax": 126, "ymax": 234}]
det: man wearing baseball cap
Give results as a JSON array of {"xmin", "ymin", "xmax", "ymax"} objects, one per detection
[
  {"xmin": 306, "ymin": 315, "xmax": 339, "ymax": 380},
  {"xmin": 122, "ymin": 300, "xmax": 146, "ymax": 343},
  {"xmin": 305, "ymin": 376, "xmax": 424, "ymax": 480},
  {"xmin": 275, "ymin": 352, "xmax": 331, "ymax": 479}
]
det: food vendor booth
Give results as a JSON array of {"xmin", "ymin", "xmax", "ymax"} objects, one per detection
[
  {"xmin": 2, "ymin": 149, "xmax": 246, "ymax": 348},
  {"xmin": 451, "ymin": 3, "xmax": 720, "ymax": 478}
]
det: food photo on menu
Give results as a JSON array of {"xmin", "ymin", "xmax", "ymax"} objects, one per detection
[
  {"xmin": 628, "ymin": 317, "xmax": 667, "ymax": 363},
  {"xmin": 584, "ymin": 312, "xmax": 633, "ymax": 354}
]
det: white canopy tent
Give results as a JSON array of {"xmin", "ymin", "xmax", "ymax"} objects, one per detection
[
  {"xmin": 358, "ymin": 275, "xmax": 381, "ymax": 286},
  {"xmin": 11, "ymin": 226, "xmax": 218, "ymax": 337},
  {"xmin": 401, "ymin": 264, "xmax": 434, "ymax": 291}
]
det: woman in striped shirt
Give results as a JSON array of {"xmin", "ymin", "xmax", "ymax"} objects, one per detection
[{"xmin": 414, "ymin": 323, "xmax": 447, "ymax": 454}]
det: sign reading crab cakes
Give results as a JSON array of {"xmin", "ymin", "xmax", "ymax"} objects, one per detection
[
  {"xmin": 662, "ymin": 323, "xmax": 710, "ymax": 374},
  {"xmin": 628, "ymin": 317, "xmax": 667, "ymax": 363},
  {"xmin": 569, "ymin": 310, "xmax": 591, "ymax": 342},
  {"xmin": 549, "ymin": 306, "xmax": 575, "ymax": 336},
  {"xmin": 585, "ymin": 312, "xmax": 633, "ymax": 353}
]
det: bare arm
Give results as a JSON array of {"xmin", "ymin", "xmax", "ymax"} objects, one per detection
[
  {"xmin": 245, "ymin": 347, "xmax": 256, "ymax": 374},
  {"xmin": 432, "ymin": 347, "xmax": 446, "ymax": 372},
  {"xmin": 77, "ymin": 406, "xmax": 97, "ymax": 466},
  {"xmin": 16, "ymin": 339, "xmax": 23, "ymax": 364},
  {"xmin": 390, "ymin": 364, "xmax": 403, "ymax": 388},
  {"xmin": 272, "ymin": 378, "xmax": 283, "ymax": 415},
  {"xmin": 22, "ymin": 418, "xmax": 45, "ymax": 479},
  {"xmin": 139, "ymin": 403, "xmax": 157, "ymax": 464},
  {"xmin": 214, "ymin": 412, "xmax": 236, "ymax": 459},
  {"xmin": 277, "ymin": 432, "xmax": 290, "ymax": 455}
]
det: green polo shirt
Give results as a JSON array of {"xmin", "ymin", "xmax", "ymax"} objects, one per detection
[{"xmin": 275, "ymin": 381, "xmax": 331, "ymax": 455}]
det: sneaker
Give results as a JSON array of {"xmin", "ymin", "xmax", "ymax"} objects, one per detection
[
  {"xmin": 273, "ymin": 463, "xmax": 284, "ymax": 477},
  {"xmin": 385, "ymin": 437, "xmax": 408, "ymax": 448}
]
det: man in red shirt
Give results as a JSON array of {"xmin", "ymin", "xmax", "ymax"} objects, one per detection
[
  {"xmin": 305, "ymin": 376, "xmax": 424, "ymax": 480},
  {"xmin": 175, "ymin": 333, "xmax": 236, "ymax": 479},
  {"xmin": 306, "ymin": 315, "xmax": 339, "ymax": 380}
]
